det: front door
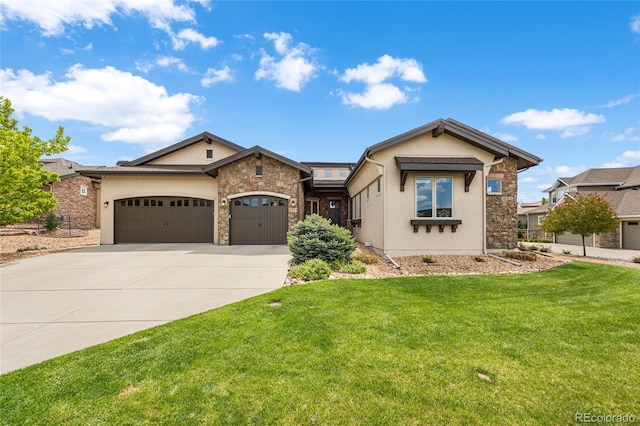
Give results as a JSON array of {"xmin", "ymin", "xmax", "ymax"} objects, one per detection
[{"xmin": 328, "ymin": 200, "xmax": 341, "ymax": 226}]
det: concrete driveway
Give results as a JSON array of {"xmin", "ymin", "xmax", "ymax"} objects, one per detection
[{"xmin": 1, "ymin": 244, "xmax": 291, "ymax": 374}]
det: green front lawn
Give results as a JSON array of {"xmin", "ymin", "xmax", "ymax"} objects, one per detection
[{"xmin": 1, "ymin": 262, "xmax": 639, "ymax": 425}]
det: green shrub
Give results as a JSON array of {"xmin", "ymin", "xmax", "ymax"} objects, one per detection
[
  {"xmin": 539, "ymin": 246, "xmax": 551, "ymax": 253},
  {"xmin": 631, "ymin": 256, "xmax": 640, "ymax": 264},
  {"xmin": 288, "ymin": 259, "xmax": 332, "ymax": 281},
  {"xmin": 287, "ymin": 214, "xmax": 356, "ymax": 264},
  {"xmin": 331, "ymin": 259, "xmax": 367, "ymax": 274},
  {"xmin": 421, "ymin": 255, "xmax": 435, "ymax": 263},
  {"xmin": 43, "ymin": 212, "xmax": 60, "ymax": 231},
  {"xmin": 561, "ymin": 249, "xmax": 573, "ymax": 255},
  {"xmin": 474, "ymin": 256, "xmax": 487, "ymax": 262}
]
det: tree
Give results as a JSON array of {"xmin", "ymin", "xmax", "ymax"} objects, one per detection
[
  {"xmin": 540, "ymin": 193, "xmax": 619, "ymax": 256},
  {"xmin": 0, "ymin": 97, "xmax": 70, "ymax": 227}
]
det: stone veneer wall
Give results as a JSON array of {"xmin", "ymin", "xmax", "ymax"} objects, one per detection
[
  {"xmin": 217, "ymin": 155, "xmax": 303, "ymax": 245},
  {"xmin": 50, "ymin": 175, "xmax": 98, "ymax": 229},
  {"xmin": 595, "ymin": 228, "xmax": 620, "ymax": 249},
  {"xmin": 485, "ymin": 157, "xmax": 518, "ymax": 250}
]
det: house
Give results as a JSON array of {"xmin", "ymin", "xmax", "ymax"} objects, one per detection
[
  {"xmin": 541, "ymin": 166, "xmax": 640, "ymax": 249},
  {"xmin": 41, "ymin": 158, "xmax": 101, "ymax": 229},
  {"xmin": 523, "ymin": 203, "xmax": 551, "ymax": 240},
  {"xmin": 79, "ymin": 118, "xmax": 542, "ymax": 254},
  {"xmin": 517, "ymin": 201, "xmax": 542, "ymax": 225}
]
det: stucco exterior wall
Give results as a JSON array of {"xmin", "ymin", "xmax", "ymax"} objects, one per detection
[
  {"xmin": 216, "ymin": 155, "xmax": 303, "ymax": 245},
  {"xmin": 350, "ymin": 132, "xmax": 499, "ymax": 256},
  {"xmin": 99, "ymin": 175, "xmax": 218, "ymax": 244},
  {"xmin": 147, "ymin": 140, "xmax": 240, "ymax": 165}
]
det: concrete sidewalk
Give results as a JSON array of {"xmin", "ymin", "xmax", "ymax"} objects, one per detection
[
  {"xmin": 1, "ymin": 244, "xmax": 291, "ymax": 374},
  {"xmin": 544, "ymin": 243, "xmax": 640, "ymax": 262}
]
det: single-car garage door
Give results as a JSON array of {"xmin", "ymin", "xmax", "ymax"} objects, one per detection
[
  {"xmin": 555, "ymin": 232, "xmax": 594, "ymax": 247},
  {"xmin": 230, "ymin": 196, "xmax": 288, "ymax": 245},
  {"xmin": 622, "ymin": 221, "xmax": 640, "ymax": 250},
  {"xmin": 115, "ymin": 197, "xmax": 213, "ymax": 243}
]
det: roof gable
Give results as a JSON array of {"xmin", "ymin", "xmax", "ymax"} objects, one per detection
[
  {"xmin": 204, "ymin": 145, "xmax": 312, "ymax": 177},
  {"xmin": 41, "ymin": 158, "xmax": 87, "ymax": 179},
  {"xmin": 346, "ymin": 118, "xmax": 542, "ymax": 186},
  {"xmin": 125, "ymin": 132, "xmax": 245, "ymax": 166}
]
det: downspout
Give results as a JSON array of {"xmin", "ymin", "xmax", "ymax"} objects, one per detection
[
  {"xmin": 364, "ymin": 156, "xmax": 386, "ymax": 254},
  {"xmin": 483, "ymin": 158, "xmax": 504, "ymax": 254}
]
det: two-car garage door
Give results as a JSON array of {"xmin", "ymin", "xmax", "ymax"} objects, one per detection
[
  {"xmin": 115, "ymin": 197, "xmax": 213, "ymax": 243},
  {"xmin": 115, "ymin": 195, "xmax": 289, "ymax": 245}
]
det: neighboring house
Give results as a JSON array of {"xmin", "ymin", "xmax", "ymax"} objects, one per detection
[
  {"xmin": 517, "ymin": 201, "xmax": 542, "ymax": 228},
  {"xmin": 41, "ymin": 158, "xmax": 101, "ymax": 229},
  {"xmin": 79, "ymin": 118, "xmax": 542, "ymax": 254},
  {"xmin": 542, "ymin": 166, "xmax": 640, "ymax": 249},
  {"xmin": 523, "ymin": 203, "xmax": 551, "ymax": 240}
]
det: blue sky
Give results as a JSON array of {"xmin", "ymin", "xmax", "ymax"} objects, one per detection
[{"xmin": 1, "ymin": 1, "xmax": 639, "ymax": 203}]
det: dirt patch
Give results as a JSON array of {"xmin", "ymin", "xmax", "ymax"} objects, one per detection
[
  {"xmin": 328, "ymin": 243, "xmax": 640, "ymax": 280},
  {"xmin": 0, "ymin": 228, "xmax": 100, "ymax": 264}
]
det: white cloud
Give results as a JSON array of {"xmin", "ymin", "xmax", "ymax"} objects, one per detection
[
  {"xmin": 534, "ymin": 164, "xmax": 587, "ymax": 179},
  {"xmin": 201, "ymin": 66, "xmax": 233, "ymax": 87},
  {"xmin": 611, "ymin": 127, "xmax": 640, "ymax": 142},
  {"xmin": 0, "ymin": 65, "xmax": 201, "ymax": 146},
  {"xmin": 501, "ymin": 108, "xmax": 605, "ymax": 130},
  {"xmin": 630, "ymin": 15, "xmax": 640, "ymax": 34},
  {"xmin": 0, "ymin": 0, "xmax": 197, "ymax": 35},
  {"xmin": 520, "ymin": 176, "xmax": 537, "ymax": 183},
  {"xmin": 536, "ymin": 183, "xmax": 552, "ymax": 191},
  {"xmin": 156, "ymin": 56, "xmax": 188, "ymax": 71},
  {"xmin": 600, "ymin": 93, "xmax": 639, "ymax": 108},
  {"xmin": 135, "ymin": 55, "xmax": 188, "ymax": 73},
  {"xmin": 493, "ymin": 132, "xmax": 518, "ymax": 143},
  {"xmin": 535, "ymin": 134, "xmax": 546, "ymax": 140},
  {"xmin": 171, "ymin": 28, "xmax": 219, "ymax": 50},
  {"xmin": 501, "ymin": 108, "xmax": 605, "ymax": 138},
  {"xmin": 66, "ymin": 144, "xmax": 86, "ymax": 154},
  {"xmin": 255, "ymin": 32, "xmax": 318, "ymax": 92},
  {"xmin": 339, "ymin": 83, "xmax": 407, "ymax": 110},
  {"xmin": 0, "ymin": 1, "xmax": 218, "ymax": 52},
  {"xmin": 602, "ymin": 150, "xmax": 640, "ymax": 168},
  {"xmin": 341, "ymin": 54, "xmax": 427, "ymax": 85},
  {"xmin": 338, "ymin": 54, "xmax": 427, "ymax": 110}
]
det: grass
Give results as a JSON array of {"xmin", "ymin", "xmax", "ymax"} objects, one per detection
[{"xmin": 1, "ymin": 262, "xmax": 639, "ymax": 425}]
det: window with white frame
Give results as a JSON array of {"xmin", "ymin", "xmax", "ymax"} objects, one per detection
[
  {"xmin": 487, "ymin": 178, "xmax": 502, "ymax": 194},
  {"xmin": 339, "ymin": 169, "xmax": 348, "ymax": 178},
  {"xmin": 306, "ymin": 199, "xmax": 319, "ymax": 215},
  {"xmin": 80, "ymin": 187, "xmax": 88, "ymax": 196},
  {"xmin": 537, "ymin": 215, "xmax": 545, "ymax": 226},
  {"xmin": 324, "ymin": 169, "xmax": 333, "ymax": 178},
  {"xmin": 416, "ymin": 177, "xmax": 453, "ymax": 218}
]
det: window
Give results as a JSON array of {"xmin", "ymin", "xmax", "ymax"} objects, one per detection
[
  {"xmin": 324, "ymin": 169, "xmax": 333, "ymax": 178},
  {"xmin": 487, "ymin": 178, "xmax": 502, "ymax": 195},
  {"xmin": 80, "ymin": 187, "xmax": 88, "ymax": 196},
  {"xmin": 306, "ymin": 199, "xmax": 319, "ymax": 215},
  {"xmin": 206, "ymin": 149, "xmax": 213, "ymax": 159},
  {"xmin": 339, "ymin": 169, "xmax": 348, "ymax": 178},
  {"xmin": 538, "ymin": 215, "xmax": 545, "ymax": 226},
  {"xmin": 416, "ymin": 177, "xmax": 453, "ymax": 218},
  {"xmin": 313, "ymin": 169, "xmax": 318, "ymax": 178},
  {"xmin": 351, "ymin": 193, "xmax": 362, "ymax": 219},
  {"xmin": 366, "ymin": 186, "xmax": 370, "ymax": 199},
  {"xmin": 377, "ymin": 178, "xmax": 381, "ymax": 193},
  {"xmin": 256, "ymin": 165, "xmax": 263, "ymax": 176}
]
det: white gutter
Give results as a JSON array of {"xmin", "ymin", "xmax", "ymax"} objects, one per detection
[
  {"xmin": 365, "ymin": 156, "xmax": 386, "ymax": 254},
  {"xmin": 482, "ymin": 158, "xmax": 504, "ymax": 254}
]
